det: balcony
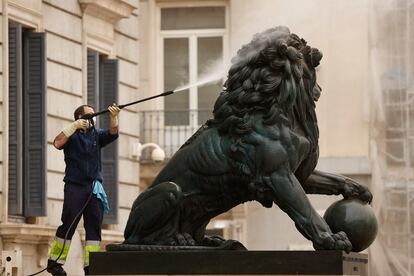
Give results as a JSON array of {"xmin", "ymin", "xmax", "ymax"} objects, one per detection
[{"xmin": 139, "ymin": 109, "xmax": 213, "ymax": 159}]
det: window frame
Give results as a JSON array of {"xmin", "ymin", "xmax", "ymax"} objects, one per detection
[
  {"xmin": 156, "ymin": 1, "xmax": 229, "ymax": 127},
  {"xmin": 87, "ymin": 49, "xmax": 119, "ymax": 224},
  {"xmin": 8, "ymin": 20, "xmax": 47, "ymax": 218}
]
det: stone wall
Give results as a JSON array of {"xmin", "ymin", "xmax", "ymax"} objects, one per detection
[{"xmin": 0, "ymin": 0, "xmax": 140, "ymax": 274}]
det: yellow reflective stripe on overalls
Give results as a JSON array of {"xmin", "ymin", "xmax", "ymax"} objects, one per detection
[
  {"xmin": 84, "ymin": 240, "xmax": 101, "ymax": 266},
  {"xmin": 49, "ymin": 237, "xmax": 71, "ymax": 264}
]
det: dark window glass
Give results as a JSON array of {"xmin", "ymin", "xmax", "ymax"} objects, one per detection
[{"xmin": 161, "ymin": 7, "xmax": 225, "ymax": 30}]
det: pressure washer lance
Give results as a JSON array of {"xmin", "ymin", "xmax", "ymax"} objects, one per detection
[{"xmin": 81, "ymin": 90, "xmax": 175, "ymax": 120}]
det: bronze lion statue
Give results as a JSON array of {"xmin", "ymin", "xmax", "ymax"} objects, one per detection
[{"xmin": 121, "ymin": 26, "xmax": 372, "ymax": 252}]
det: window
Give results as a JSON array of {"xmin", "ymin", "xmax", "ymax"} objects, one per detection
[
  {"xmin": 161, "ymin": 7, "xmax": 225, "ymax": 30},
  {"xmin": 161, "ymin": 5, "xmax": 226, "ymax": 126},
  {"xmin": 159, "ymin": 5, "xmax": 226, "ymax": 155},
  {"xmin": 87, "ymin": 49, "xmax": 119, "ymax": 224},
  {"xmin": 8, "ymin": 21, "xmax": 47, "ymax": 217},
  {"xmin": 164, "ymin": 37, "xmax": 190, "ymax": 125}
]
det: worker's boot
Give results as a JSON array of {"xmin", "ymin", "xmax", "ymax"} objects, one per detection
[{"xmin": 46, "ymin": 259, "xmax": 67, "ymax": 276}]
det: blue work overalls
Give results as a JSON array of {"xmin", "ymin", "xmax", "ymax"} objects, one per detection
[{"xmin": 50, "ymin": 128, "xmax": 118, "ymax": 266}]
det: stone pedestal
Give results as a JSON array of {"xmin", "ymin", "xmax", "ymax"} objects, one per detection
[{"xmin": 90, "ymin": 250, "xmax": 368, "ymax": 275}]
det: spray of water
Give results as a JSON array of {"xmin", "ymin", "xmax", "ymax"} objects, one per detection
[
  {"xmin": 173, "ymin": 60, "xmax": 228, "ymax": 93},
  {"xmin": 173, "ymin": 73, "xmax": 224, "ymax": 92},
  {"xmin": 172, "ymin": 27, "xmax": 288, "ymax": 94}
]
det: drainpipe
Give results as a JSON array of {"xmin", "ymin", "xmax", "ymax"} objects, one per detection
[{"xmin": 2, "ymin": 0, "xmax": 9, "ymax": 224}]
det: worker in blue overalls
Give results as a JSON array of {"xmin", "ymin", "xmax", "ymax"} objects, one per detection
[{"xmin": 47, "ymin": 103, "xmax": 120, "ymax": 276}]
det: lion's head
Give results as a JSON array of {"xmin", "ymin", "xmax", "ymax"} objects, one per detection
[{"xmin": 211, "ymin": 26, "xmax": 322, "ymax": 143}]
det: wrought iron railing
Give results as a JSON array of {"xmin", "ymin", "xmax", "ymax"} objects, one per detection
[{"xmin": 139, "ymin": 109, "xmax": 213, "ymax": 158}]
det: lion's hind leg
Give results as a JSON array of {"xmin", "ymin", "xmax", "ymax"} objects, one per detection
[
  {"xmin": 124, "ymin": 181, "xmax": 186, "ymax": 245},
  {"xmin": 264, "ymin": 170, "xmax": 352, "ymax": 252}
]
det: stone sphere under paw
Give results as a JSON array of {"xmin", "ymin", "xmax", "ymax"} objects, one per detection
[{"xmin": 323, "ymin": 199, "xmax": 378, "ymax": 252}]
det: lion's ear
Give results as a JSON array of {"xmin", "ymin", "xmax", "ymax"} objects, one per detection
[{"xmin": 310, "ymin": 48, "xmax": 323, "ymax": 68}]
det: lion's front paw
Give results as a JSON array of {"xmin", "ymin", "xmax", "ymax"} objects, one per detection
[
  {"xmin": 166, "ymin": 233, "xmax": 196, "ymax": 246},
  {"xmin": 313, "ymin": 231, "xmax": 352, "ymax": 253},
  {"xmin": 202, "ymin": 235, "xmax": 226, "ymax": 247},
  {"xmin": 343, "ymin": 179, "xmax": 373, "ymax": 204},
  {"xmin": 203, "ymin": 236, "xmax": 247, "ymax": 250}
]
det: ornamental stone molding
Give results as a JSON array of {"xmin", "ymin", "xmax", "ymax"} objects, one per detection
[
  {"xmin": 79, "ymin": 0, "xmax": 136, "ymax": 23},
  {"xmin": 0, "ymin": 224, "xmax": 56, "ymax": 268},
  {"xmin": 0, "ymin": 223, "xmax": 55, "ymax": 245},
  {"xmin": 8, "ymin": 0, "xmax": 43, "ymax": 30}
]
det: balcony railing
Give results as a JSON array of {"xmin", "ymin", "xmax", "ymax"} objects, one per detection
[{"xmin": 139, "ymin": 109, "xmax": 213, "ymax": 158}]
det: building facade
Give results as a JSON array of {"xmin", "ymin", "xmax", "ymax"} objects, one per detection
[
  {"xmin": 0, "ymin": 0, "xmax": 140, "ymax": 274},
  {"xmin": 0, "ymin": 0, "xmax": 412, "ymax": 274}
]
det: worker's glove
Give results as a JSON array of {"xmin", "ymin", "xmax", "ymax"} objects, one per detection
[
  {"xmin": 108, "ymin": 104, "xmax": 121, "ymax": 128},
  {"xmin": 62, "ymin": 119, "xmax": 88, "ymax": 137}
]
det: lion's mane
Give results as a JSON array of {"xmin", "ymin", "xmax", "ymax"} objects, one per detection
[{"xmin": 211, "ymin": 26, "xmax": 321, "ymax": 144}]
